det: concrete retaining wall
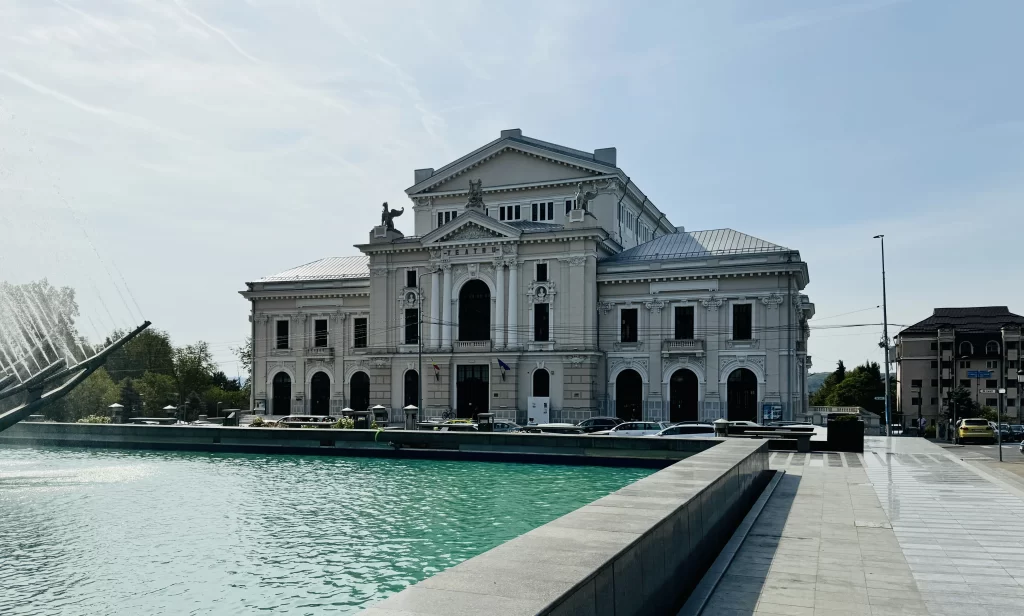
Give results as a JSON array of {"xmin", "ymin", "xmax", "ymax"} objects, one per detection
[
  {"xmin": 0, "ymin": 422, "xmax": 719, "ymax": 466},
  {"xmin": 361, "ymin": 438, "xmax": 770, "ymax": 616}
]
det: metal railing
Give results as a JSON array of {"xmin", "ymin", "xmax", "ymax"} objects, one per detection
[{"xmin": 662, "ymin": 339, "xmax": 704, "ymax": 352}]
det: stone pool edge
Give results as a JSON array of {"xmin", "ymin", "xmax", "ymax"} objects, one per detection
[
  {"xmin": 0, "ymin": 422, "xmax": 719, "ymax": 468},
  {"xmin": 360, "ymin": 437, "xmax": 770, "ymax": 616}
]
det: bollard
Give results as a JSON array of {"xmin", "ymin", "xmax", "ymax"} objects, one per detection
[
  {"xmin": 714, "ymin": 418, "xmax": 729, "ymax": 438},
  {"xmin": 403, "ymin": 405, "xmax": 419, "ymax": 430}
]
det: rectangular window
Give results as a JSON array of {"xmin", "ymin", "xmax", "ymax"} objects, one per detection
[
  {"xmin": 621, "ymin": 309, "xmax": 638, "ymax": 343},
  {"xmin": 931, "ymin": 398, "xmax": 938, "ymax": 405},
  {"xmin": 986, "ymin": 379, "xmax": 998, "ymax": 388},
  {"xmin": 960, "ymin": 361, "xmax": 971, "ymax": 369},
  {"xmin": 406, "ymin": 270, "xmax": 417, "ymax": 288},
  {"xmin": 987, "ymin": 361, "xmax": 997, "ymax": 369},
  {"xmin": 531, "ymin": 201, "xmax": 555, "ymax": 221},
  {"xmin": 353, "ymin": 318, "xmax": 367, "ymax": 349},
  {"xmin": 911, "ymin": 398, "xmax": 921, "ymax": 406},
  {"xmin": 931, "ymin": 379, "xmax": 938, "ymax": 387},
  {"xmin": 276, "ymin": 320, "xmax": 289, "ymax": 349},
  {"xmin": 534, "ymin": 304, "xmax": 550, "ymax": 342},
  {"xmin": 986, "ymin": 398, "xmax": 997, "ymax": 407},
  {"xmin": 536, "ymin": 263, "xmax": 547, "ymax": 282},
  {"xmin": 499, "ymin": 207, "xmax": 505, "ymax": 220},
  {"xmin": 1010, "ymin": 361, "xmax": 1017, "ymax": 368},
  {"xmin": 436, "ymin": 210, "xmax": 458, "ymax": 228},
  {"xmin": 565, "ymin": 199, "xmax": 574, "ymax": 214},
  {"xmin": 674, "ymin": 306, "xmax": 695, "ymax": 339},
  {"xmin": 911, "ymin": 379, "xmax": 922, "ymax": 388},
  {"xmin": 1009, "ymin": 399, "xmax": 1017, "ymax": 407},
  {"xmin": 941, "ymin": 379, "xmax": 952, "ymax": 387},
  {"xmin": 1009, "ymin": 341, "xmax": 1018, "ymax": 350},
  {"xmin": 960, "ymin": 379, "xmax": 971, "ymax": 387},
  {"xmin": 498, "ymin": 205, "xmax": 520, "ymax": 221},
  {"xmin": 732, "ymin": 304, "xmax": 752, "ymax": 340},
  {"xmin": 405, "ymin": 309, "xmax": 418, "ymax": 344},
  {"xmin": 930, "ymin": 342, "xmax": 938, "ymax": 350},
  {"xmin": 931, "ymin": 360, "xmax": 938, "ymax": 368},
  {"xmin": 941, "ymin": 342, "xmax": 952, "ymax": 350},
  {"xmin": 314, "ymin": 319, "xmax": 328, "ymax": 348}
]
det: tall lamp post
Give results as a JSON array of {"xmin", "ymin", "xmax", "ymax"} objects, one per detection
[{"xmin": 874, "ymin": 235, "xmax": 893, "ymax": 436}]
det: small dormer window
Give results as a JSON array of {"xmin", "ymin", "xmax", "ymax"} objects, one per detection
[
  {"xmin": 498, "ymin": 205, "xmax": 520, "ymax": 221},
  {"xmin": 531, "ymin": 201, "xmax": 554, "ymax": 221},
  {"xmin": 436, "ymin": 210, "xmax": 458, "ymax": 228}
]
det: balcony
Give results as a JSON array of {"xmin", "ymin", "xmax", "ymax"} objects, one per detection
[
  {"xmin": 305, "ymin": 346, "xmax": 334, "ymax": 358},
  {"xmin": 454, "ymin": 340, "xmax": 492, "ymax": 352},
  {"xmin": 725, "ymin": 338, "xmax": 761, "ymax": 350},
  {"xmin": 662, "ymin": 339, "xmax": 705, "ymax": 353}
]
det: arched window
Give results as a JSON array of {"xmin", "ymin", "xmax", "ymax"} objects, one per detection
[
  {"xmin": 986, "ymin": 341, "xmax": 1000, "ymax": 355},
  {"xmin": 533, "ymin": 369, "xmax": 550, "ymax": 397},
  {"xmin": 959, "ymin": 341, "xmax": 974, "ymax": 356},
  {"xmin": 458, "ymin": 280, "xmax": 491, "ymax": 341}
]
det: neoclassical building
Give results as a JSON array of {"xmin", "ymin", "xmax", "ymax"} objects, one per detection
[{"xmin": 240, "ymin": 129, "xmax": 814, "ymax": 424}]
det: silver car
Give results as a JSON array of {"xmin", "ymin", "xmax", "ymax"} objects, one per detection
[{"xmin": 651, "ymin": 423, "xmax": 716, "ymax": 439}]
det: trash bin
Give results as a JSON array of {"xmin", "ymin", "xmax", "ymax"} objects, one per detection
[
  {"xmin": 714, "ymin": 418, "xmax": 729, "ymax": 437},
  {"xmin": 353, "ymin": 410, "xmax": 372, "ymax": 429},
  {"xmin": 403, "ymin": 405, "xmax": 419, "ymax": 430},
  {"xmin": 477, "ymin": 413, "xmax": 495, "ymax": 432}
]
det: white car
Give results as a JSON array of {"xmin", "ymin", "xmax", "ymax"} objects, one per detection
[
  {"xmin": 651, "ymin": 423, "xmax": 716, "ymax": 438},
  {"xmin": 604, "ymin": 421, "xmax": 671, "ymax": 436},
  {"xmin": 729, "ymin": 421, "xmax": 762, "ymax": 428}
]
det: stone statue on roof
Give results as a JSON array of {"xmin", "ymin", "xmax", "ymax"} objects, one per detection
[
  {"xmin": 381, "ymin": 202, "xmax": 404, "ymax": 230},
  {"xmin": 574, "ymin": 182, "xmax": 599, "ymax": 211},
  {"xmin": 466, "ymin": 179, "xmax": 485, "ymax": 209}
]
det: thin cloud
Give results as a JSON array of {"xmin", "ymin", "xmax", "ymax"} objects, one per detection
[{"xmin": 173, "ymin": 0, "xmax": 261, "ymax": 64}]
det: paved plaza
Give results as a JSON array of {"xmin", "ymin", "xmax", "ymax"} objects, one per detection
[{"xmin": 693, "ymin": 437, "xmax": 1024, "ymax": 616}]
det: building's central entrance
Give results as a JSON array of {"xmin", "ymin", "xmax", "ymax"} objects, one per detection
[{"xmin": 456, "ymin": 365, "xmax": 488, "ymax": 419}]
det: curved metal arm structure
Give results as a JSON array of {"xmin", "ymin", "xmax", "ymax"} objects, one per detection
[{"xmin": 0, "ymin": 320, "xmax": 151, "ymax": 433}]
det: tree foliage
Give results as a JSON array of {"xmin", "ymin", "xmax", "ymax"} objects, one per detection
[
  {"xmin": 135, "ymin": 371, "xmax": 178, "ymax": 416},
  {"xmin": 173, "ymin": 341, "xmax": 215, "ymax": 404},
  {"xmin": 810, "ymin": 360, "xmax": 892, "ymax": 418},
  {"xmin": 104, "ymin": 328, "xmax": 175, "ymax": 381},
  {"xmin": 43, "ymin": 367, "xmax": 119, "ymax": 422}
]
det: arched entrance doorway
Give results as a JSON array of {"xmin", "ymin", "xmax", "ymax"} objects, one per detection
[
  {"xmin": 458, "ymin": 280, "xmax": 490, "ymax": 341},
  {"xmin": 404, "ymin": 370, "xmax": 419, "ymax": 408},
  {"xmin": 310, "ymin": 372, "xmax": 330, "ymax": 415},
  {"xmin": 350, "ymin": 372, "xmax": 370, "ymax": 412},
  {"xmin": 615, "ymin": 369, "xmax": 643, "ymax": 421},
  {"xmin": 272, "ymin": 372, "xmax": 291, "ymax": 416},
  {"xmin": 669, "ymin": 369, "xmax": 699, "ymax": 423},
  {"xmin": 727, "ymin": 368, "xmax": 758, "ymax": 422},
  {"xmin": 533, "ymin": 369, "xmax": 550, "ymax": 397}
]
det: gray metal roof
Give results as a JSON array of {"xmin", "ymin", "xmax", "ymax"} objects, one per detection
[
  {"xmin": 256, "ymin": 256, "xmax": 369, "ymax": 282},
  {"xmin": 899, "ymin": 307, "xmax": 1024, "ymax": 336},
  {"xmin": 602, "ymin": 228, "xmax": 790, "ymax": 263}
]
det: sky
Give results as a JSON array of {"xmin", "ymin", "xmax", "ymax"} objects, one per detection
[{"xmin": 1, "ymin": 0, "xmax": 1022, "ymax": 378}]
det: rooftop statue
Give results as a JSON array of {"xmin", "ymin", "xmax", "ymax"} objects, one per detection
[
  {"xmin": 574, "ymin": 183, "xmax": 599, "ymax": 211},
  {"xmin": 466, "ymin": 179, "xmax": 485, "ymax": 209},
  {"xmin": 381, "ymin": 202, "xmax": 404, "ymax": 230}
]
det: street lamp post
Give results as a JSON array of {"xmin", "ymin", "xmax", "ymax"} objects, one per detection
[
  {"xmin": 998, "ymin": 387, "xmax": 1006, "ymax": 462},
  {"xmin": 873, "ymin": 235, "xmax": 893, "ymax": 436}
]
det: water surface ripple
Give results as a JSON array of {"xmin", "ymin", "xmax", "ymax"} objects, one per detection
[{"xmin": 0, "ymin": 447, "xmax": 651, "ymax": 615}]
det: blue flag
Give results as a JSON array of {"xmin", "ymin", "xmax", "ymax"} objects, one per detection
[{"xmin": 497, "ymin": 359, "xmax": 510, "ymax": 371}]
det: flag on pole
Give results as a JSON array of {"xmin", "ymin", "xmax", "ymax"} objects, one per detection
[{"xmin": 497, "ymin": 359, "xmax": 510, "ymax": 381}]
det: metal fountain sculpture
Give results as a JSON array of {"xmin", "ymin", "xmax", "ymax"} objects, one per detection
[{"xmin": 0, "ymin": 320, "xmax": 151, "ymax": 433}]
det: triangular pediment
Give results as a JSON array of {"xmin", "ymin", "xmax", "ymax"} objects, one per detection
[
  {"xmin": 422, "ymin": 210, "xmax": 521, "ymax": 245},
  {"xmin": 407, "ymin": 137, "xmax": 617, "ymax": 196}
]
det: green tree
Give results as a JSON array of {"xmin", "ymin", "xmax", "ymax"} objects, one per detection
[
  {"xmin": 45, "ymin": 367, "xmax": 119, "ymax": 422},
  {"xmin": 810, "ymin": 360, "xmax": 846, "ymax": 406},
  {"xmin": 173, "ymin": 342, "xmax": 215, "ymax": 406},
  {"xmin": 233, "ymin": 336, "xmax": 252, "ymax": 385},
  {"xmin": 104, "ymin": 328, "xmax": 175, "ymax": 381},
  {"xmin": 118, "ymin": 379, "xmax": 143, "ymax": 417},
  {"xmin": 947, "ymin": 386, "xmax": 978, "ymax": 418},
  {"xmin": 135, "ymin": 371, "xmax": 178, "ymax": 416},
  {"xmin": 821, "ymin": 361, "xmax": 889, "ymax": 417}
]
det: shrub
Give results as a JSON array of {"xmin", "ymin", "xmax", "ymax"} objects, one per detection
[
  {"xmin": 830, "ymin": 414, "xmax": 861, "ymax": 423},
  {"xmin": 925, "ymin": 425, "xmax": 936, "ymax": 438},
  {"xmin": 250, "ymin": 416, "xmax": 265, "ymax": 427},
  {"xmin": 331, "ymin": 417, "xmax": 355, "ymax": 429},
  {"xmin": 77, "ymin": 415, "xmax": 111, "ymax": 424}
]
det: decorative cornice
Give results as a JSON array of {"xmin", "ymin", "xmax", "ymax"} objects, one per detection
[
  {"xmin": 558, "ymin": 255, "xmax": 587, "ymax": 267},
  {"xmin": 761, "ymin": 293, "xmax": 783, "ymax": 308},
  {"xmin": 643, "ymin": 299, "xmax": 666, "ymax": 314},
  {"xmin": 701, "ymin": 296, "xmax": 723, "ymax": 312}
]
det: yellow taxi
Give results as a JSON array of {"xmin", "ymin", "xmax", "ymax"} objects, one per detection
[{"xmin": 957, "ymin": 418, "xmax": 996, "ymax": 444}]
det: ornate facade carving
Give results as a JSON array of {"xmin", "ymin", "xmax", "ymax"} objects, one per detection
[
  {"xmin": 370, "ymin": 267, "xmax": 389, "ymax": 277},
  {"xmin": 565, "ymin": 354, "xmax": 587, "ymax": 366},
  {"xmin": 719, "ymin": 354, "xmax": 766, "ymax": 376},
  {"xmin": 761, "ymin": 293, "xmax": 783, "ymax": 308},
  {"xmin": 371, "ymin": 357, "xmax": 391, "ymax": 369},
  {"xmin": 701, "ymin": 296, "xmax": 723, "ymax": 311},
  {"xmin": 558, "ymin": 255, "xmax": 587, "ymax": 267},
  {"xmin": 599, "ymin": 301, "xmax": 615, "ymax": 314},
  {"xmin": 643, "ymin": 299, "xmax": 666, "ymax": 314},
  {"xmin": 610, "ymin": 356, "xmax": 649, "ymax": 375},
  {"xmin": 442, "ymin": 224, "xmax": 500, "ymax": 242},
  {"xmin": 528, "ymin": 281, "xmax": 556, "ymax": 304}
]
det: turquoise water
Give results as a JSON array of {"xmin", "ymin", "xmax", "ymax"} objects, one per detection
[{"xmin": 0, "ymin": 447, "xmax": 651, "ymax": 615}]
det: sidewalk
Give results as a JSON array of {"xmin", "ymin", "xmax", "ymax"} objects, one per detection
[{"xmin": 695, "ymin": 437, "xmax": 1024, "ymax": 615}]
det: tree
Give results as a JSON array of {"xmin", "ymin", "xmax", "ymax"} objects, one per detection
[
  {"xmin": 233, "ymin": 336, "xmax": 252, "ymax": 386},
  {"xmin": 173, "ymin": 342, "xmax": 215, "ymax": 405},
  {"xmin": 104, "ymin": 328, "xmax": 175, "ymax": 382},
  {"xmin": 135, "ymin": 371, "xmax": 178, "ymax": 416},
  {"xmin": 119, "ymin": 379, "xmax": 143, "ymax": 416},
  {"xmin": 810, "ymin": 360, "xmax": 846, "ymax": 406},
  {"xmin": 44, "ymin": 367, "xmax": 119, "ymax": 422},
  {"xmin": 211, "ymin": 371, "xmax": 241, "ymax": 392},
  {"xmin": 947, "ymin": 386, "xmax": 978, "ymax": 418}
]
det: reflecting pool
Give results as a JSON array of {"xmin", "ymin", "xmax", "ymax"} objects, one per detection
[{"xmin": 0, "ymin": 447, "xmax": 652, "ymax": 615}]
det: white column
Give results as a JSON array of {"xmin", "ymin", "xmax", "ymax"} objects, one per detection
[
  {"xmin": 495, "ymin": 261, "xmax": 505, "ymax": 349},
  {"xmin": 430, "ymin": 268, "xmax": 440, "ymax": 346},
  {"xmin": 507, "ymin": 260, "xmax": 518, "ymax": 349},
  {"xmin": 441, "ymin": 263, "xmax": 453, "ymax": 348}
]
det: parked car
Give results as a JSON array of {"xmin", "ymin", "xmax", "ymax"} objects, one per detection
[
  {"xmin": 576, "ymin": 416, "xmax": 625, "ymax": 433},
  {"xmin": 998, "ymin": 423, "xmax": 1014, "ymax": 441},
  {"xmin": 599, "ymin": 421, "xmax": 671, "ymax": 436},
  {"xmin": 492, "ymin": 420, "xmax": 522, "ymax": 433},
  {"xmin": 651, "ymin": 423, "xmax": 716, "ymax": 439},
  {"xmin": 1009, "ymin": 425, "xmax": 1024, "ymax": 441},
  {"xmin": 957, "ymin": 418, "xmax": 996, "ymax": 444},
  {"xmin": 729, "ymin": 421, "xmax": 762, "ymax": 428}
]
